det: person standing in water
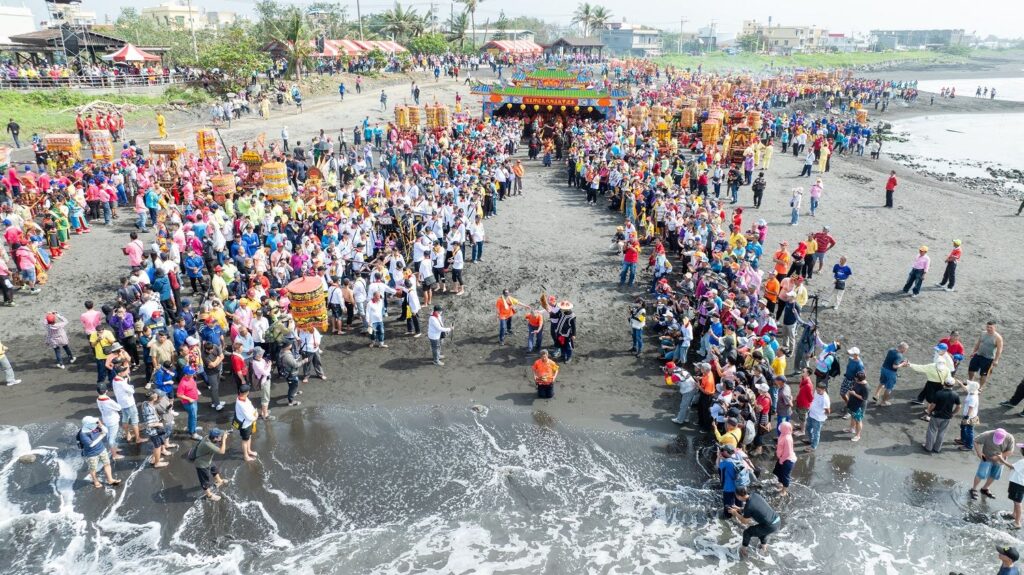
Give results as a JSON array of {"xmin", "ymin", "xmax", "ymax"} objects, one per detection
[{"xmin": 729, "ymin": 486, "xmax": 781, "ymax": 559}]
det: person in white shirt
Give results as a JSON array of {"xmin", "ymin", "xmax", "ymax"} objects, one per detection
[
  {"xmin": 418, "ymin": 257, "xmax": 436, "ymax": 306},
  {"xmin": 366, "ymin": 292, "xmax": 387, "ymax": 348},
  {"xmin": 353, "ymin": 276, "xmax": 368, "ymax": 325},
  {"xmin": 112, "ymin": 370, "xmax": 143, "ymax": 446},
  {"xmin": 327, "ymin": 281, "xmax": 345, "ymax": 335},
  {"xmin": 449, "ymin": 243, "xmax": 465, "ymax": 296},
  {"xmin": 404, "ymin": 278, "xmax": 422, "ymax": 336},
  {"xmin": 298, "ymin": 328, "xmax": 324, "ymax": 381},
  {"xmin": 806, "ymin": 383, "xmax": 831, "ymax": 452},
  {"xmin": 234, "ymin": 385, "xmax": 259, "ymax": 461},
  {"xmin": 96, "ymin": 385, "xmax": 124, "ymax": 460},
  {"xmin": 469, "ymin": 216, "xmax": 485, "ymax": 262},
  {"xmin": 427, "ymin": 305, "xmax": 452, "ymax": 365}
]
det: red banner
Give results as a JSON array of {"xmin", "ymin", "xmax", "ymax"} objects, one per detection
[{"xmin": 522, "ymin": 96, "xmax": 581, "ymax": 107}]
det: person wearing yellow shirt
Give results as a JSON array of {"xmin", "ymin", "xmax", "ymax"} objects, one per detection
[
  {"xmin": 211, "ymin": 267, "xmax": 229, "ymax": 301},
  {"xmin": 728, "ymin": 231, "xmax": 748, "ymax": 251},
  {"xmin": 714, "ymin": 417, "xmax": 743, "ymax": 448},
  {"xmin": 89, "ymin": 328, "xmax": 117, "ymax": 383},
  {"xmin": 772, "ymin": 349, "xmax": 787, "ymax": 378},
  {"xmin": 792, "ymin": 276, "xmax": 809, "ymax": 309}
]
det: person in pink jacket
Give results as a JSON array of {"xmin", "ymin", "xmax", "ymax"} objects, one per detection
[{"xmin": 773, "ymin": 420, "xmax": 798, "ymax": 497}]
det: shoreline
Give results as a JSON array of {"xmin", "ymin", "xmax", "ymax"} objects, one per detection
[{"xmin": 3, "ymin": 59, "xmax": 1024, "ymax": 499}]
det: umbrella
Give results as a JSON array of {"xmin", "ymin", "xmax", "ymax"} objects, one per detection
[{"xmin": 102, "ymin": 43, "xmax": 161, "ymax": 63}]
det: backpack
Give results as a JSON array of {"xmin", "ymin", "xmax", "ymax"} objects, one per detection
[
  {"xmin": 826, "ymin": 353, "xmax": 841, "ymax": 378},
  {"xmin": 75, "ymin": 430, "xmax": 86, "ymax": 451},
  {"xmin": 732, "ymin": 456, "xmax": 752, "ymax": 488},
  {"xmin": 186, "ymin": 442, "xmax": 199, "ymax": 462}
]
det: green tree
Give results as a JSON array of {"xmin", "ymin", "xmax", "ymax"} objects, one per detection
[
  {"xmin": 458, "ymin": 0, "xmax": 482, "ymax": 48},
  {"xmin": 407, "ymin": 32, "xmax": 449, "ymax": 55},
  {"xmin": 589, "ymin": 5, "xmax": 611, "ymax": 35},
  {"xmin": 270, "ymin": 8, "xmax": 313, "ymax": 80},
  {"xmin": 736, "ymin": 33, "xmax": 760, "ymax": 52},
  {"xmin": 378, "ymin": 2, "xmax": 422, "ymax": 42},
  {"xmin": 492, "ymin": 10, "xmax": 509, "ymax": 41},
  {"xmin": 572, "ymin": 3, "xmax": 594, "ymax": 36},
  {"xmin": 198, "ymin": 27, "xmax": 271, "ymax": 91},
  {"xmin": 446, "ymin": 11, "xmax": 469, "ymax": 49}
]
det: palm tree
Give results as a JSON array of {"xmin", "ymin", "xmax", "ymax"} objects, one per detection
[
  {"xmin": 458, "ymin": 0, "xmax": 482, "ymax": 48},
  {"xmin": 589, "ymin": 5, "xmax": 612, "ymax": 36},
  {"xmin": 271, "ymin": 8, "xmax": 312, "ymax": 80},
  {"xmin": 446, "ymin": 11, "xmax": 469, "ymax": 49},
  {"xmin": 572, "ymin": 2, "xmax": 594, "ymax": 36},
  {"xmin": 379, "ymin": 2, "xmax": 421, "ymax": 42}
]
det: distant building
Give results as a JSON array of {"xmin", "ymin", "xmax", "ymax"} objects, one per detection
[
  {"xmin": 742, "ymin": 20, "xmax": 829, "ymax": 54},
  {"xmin": 467, "ymin": 29, "xmax": 535, "ymax": 45},
  {"xmin": 822, "ymin": 33, "xmax": 858, "ymax": 53},
  {"xmin": 602, "ymin": 21, "xmax": 660, "ymax": 57},
  {"xmin": 870, "ymin": 29, "xmax": 965, "ymax": 50},
  {"xmin": 141, "ymin": 2, "xmax": 235, "ymax": 31},
  {"xmin": 0, "ymin": 4, "xmax": 35, "ymax": 44},
  {"xmin": 544, "ymin": 37, "xmax": 605, "ymax": 58}
]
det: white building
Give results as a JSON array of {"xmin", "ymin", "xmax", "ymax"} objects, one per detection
[
  {"xmin": 0, "ymin": 4, "xmax": 35, "ymax": 44},
  {"xmin": 467, "ymin": 29, "xmax": 535, "ymax": 45},
  {"xmin": 141, "ymin": 1, "xmax": 235, "ymax": 31}
]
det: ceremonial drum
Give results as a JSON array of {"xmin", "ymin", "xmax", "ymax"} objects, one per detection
[
  {"xmin": 262, "ymin": 162, "xmax": 290, "ymax": 201},
  {"xmin": 88, "ymin": 130, "xmax": 113, "ymax": 162},
  {"xmin": 197, "ymin": 129, "xmax": 218, "ymax": 160},
  {"xmin": 211, "ymin": 174, "xmax": 235, "ymax": 204},
  {"xmin": 286, "ymin": 277, "xmax": 327, "ymax": 332}
]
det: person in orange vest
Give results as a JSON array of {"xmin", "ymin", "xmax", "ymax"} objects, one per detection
[
  {"xmin": 75, "ymin": 113, "xmax": 86, "ymax": 143},
  {"xmin": 511, "ymin": 160, "xmax": 525, "ymax": 196},
  {"xmin": 763, "ymin": 274, "xmax": 781, "ymax": 316},
  {"xmin": 525, "ymin": 307, "xmax": 545, "ymax": 352},
  {"xmin": 532, "ymin": 349, "xmax": 560, "ymax": 399},
  {"xmin": 496, "ymin": 289, "xmax": 521, "ymax": 345}
]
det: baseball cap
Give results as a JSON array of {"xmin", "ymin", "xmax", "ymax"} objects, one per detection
[
  {"xmin": 81, "ymin": 416, "xmax": 99, "ymax": 431},
  {"xmin": 997, "ymin": 546, "xmax": 1020, "ymax": 562},
  {"xmin": 994, "ymin": 428, "xmax": 1009, "ymax": 444},
  {"xmin": 847, "ymin": 347, "xmax": 860, "ymax": 355},
  {"xmin": 208, "ymin": 428, "xmax": 223, "ymax": 439},
  {"xmin": 934, "ymin": 343, "xmax": 948, "ymax": 352}
]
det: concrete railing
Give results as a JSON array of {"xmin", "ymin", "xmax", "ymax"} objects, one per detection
[{"xmin": 0, "ymin": 73, "xmax": 184, "ymax": 90}]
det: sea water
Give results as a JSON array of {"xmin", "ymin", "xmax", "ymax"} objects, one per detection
[
  {"xmin": 886, "ymin": 112, "xmax": 1024, "ymax": 188},
  {"xmin": 917, "ymin": 77, "xmax": 1024, "ymax": 102},
  {"xmin": 0, "ymin": 407, "xmax": 1020, "ymax": 574}
]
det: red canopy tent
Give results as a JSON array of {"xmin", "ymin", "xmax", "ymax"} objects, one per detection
[
  {"xmin": 481, "ymin": 40, "xmax": 543, "ymax": 56},
  {"xmin": 102, "ymin": 43, "xmax": 162, "ymax": 62}
]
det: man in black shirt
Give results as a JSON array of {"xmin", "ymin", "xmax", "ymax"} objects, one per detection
[
  {"xmin": 923, "ymin": 378, "xmax": 961, "ymax": 453},
  {"xmin": 6, "ymin": 118, "xmax": 20, "ymax": 149},
  {"xmin": 729, "ymin": 487, "xmax": 781, "ymax": 558}
]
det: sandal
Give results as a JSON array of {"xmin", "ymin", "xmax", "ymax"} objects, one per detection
[
  {"xmin": 981, "ymin": 489, "xmax": 996, "ymax": 499},
  {"xmin": 969, "ymin": 489, "xmax": 979, "ymax": 500}
]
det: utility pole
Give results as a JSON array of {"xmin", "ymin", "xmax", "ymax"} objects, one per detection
[
  {"xmin": 356, "ymin": 0, "xmax": 364, "ymax": 40},
  {"xmin": 679, "ymin": 18, "xmax": 687, "ymax": 54},
  {"xmin": 186, "ymin": 0, "xmax": 199, "ymax": 62}
]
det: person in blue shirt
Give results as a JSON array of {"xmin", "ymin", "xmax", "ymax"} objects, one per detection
[
  {"xmin": 78, "ymin": 416, "xmax": 120, "ymax": 488},
  {"xmin": 199, "ymin": 317, "xmax": 224, "ymax": 346},
  {"xmin": 338, "ymin": 82, "xmax": 346, "ymax": 101},
  {"xmin": 718, "ymin": 444, "xmax": 740, "ymax": 518},
  {"xmin": 826, "ymin": 256, "xmax": 853, "ymax": 310},
  {"xmin": 838, "ymin": 347, "xmax": 866, "ymax": 417},
  {"xmin": 241, "ymin": 227, "xmax": 260, "ymax": 257},
  {"xmin": 997, "ymin": 546, "xmax": 1021, "ymax": 575},
  {"xmin": 153, "ymin": 361, "xmax": 177, "ymax": 396},
  {"xmin": 172, "ymin": 317, "xmax": 189, "ymax": 351},
  {"xmin": 183, "ymin": 250, "xmax": 206, "ymax": 293}
]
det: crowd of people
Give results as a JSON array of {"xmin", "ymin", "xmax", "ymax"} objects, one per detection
[{"xmin": 0, "ymin": 59, "xmax": 1019, "ymax": 566}]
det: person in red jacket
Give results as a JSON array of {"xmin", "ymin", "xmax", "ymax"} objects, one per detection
[
  {"xmin": 884, "ymin": 170, "xmax": 898, "ymax": 208},
  {"xmin": 794, "ymin": 367, "xmax": 815, "ymax": 436},
  {"xmin": 619, "ymin": 240, "xmax": 640, "ymax": 287}
]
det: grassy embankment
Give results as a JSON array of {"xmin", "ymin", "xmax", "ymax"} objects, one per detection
[
  {"xmin": 655, "ymin": 50, "xmax": 969, "ymax": 72},
  {"xmin": 1, "ymin": 86, "xmax": 210, "ymax": 136}
]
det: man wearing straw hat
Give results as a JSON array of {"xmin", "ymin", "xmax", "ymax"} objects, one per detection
[{"xmin": 555, "ymin": 300, "xmax": 577, "ymax": 363}]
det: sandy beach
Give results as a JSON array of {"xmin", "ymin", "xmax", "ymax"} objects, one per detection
[{"xmin": 2, "ymin": 57, "xmax": 1024, "ymax": 572}]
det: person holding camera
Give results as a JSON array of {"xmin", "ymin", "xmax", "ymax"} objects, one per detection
[
  {"xmin": 427, "ymin": 305, "xmax": 452, "ymax": 366},
  {"xmin": 141, "ymin": 390, "xmax": 170, "ymax": 468},
  {"xmin": 278, "ymin": 334, "xmax": 305, "ymax": 406},
  {"xmin": 193, "ymin": 428, "xmax": 229, "ymax": 501}
]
